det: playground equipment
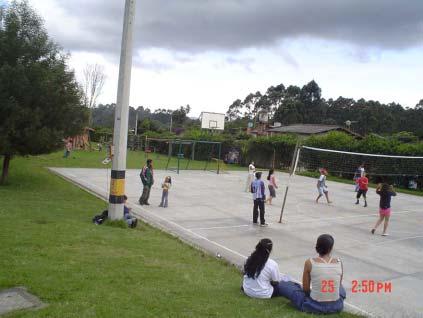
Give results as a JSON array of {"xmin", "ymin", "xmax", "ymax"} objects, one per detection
[{"xmin": 144, "ymin": 136, "xmax": 222, "ymax": 174}]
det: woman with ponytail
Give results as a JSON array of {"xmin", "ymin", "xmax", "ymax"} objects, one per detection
[{"xmin": 242, "ymin": 238, "xmax": 285, "ymax": 298}]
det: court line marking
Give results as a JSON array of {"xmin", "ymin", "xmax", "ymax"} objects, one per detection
[
  {"xmin": 53, "ymin": 169, "xmax": 374, "ymax": 318},
  {"xmin": 189, "ymin": 224, "xmax": 251, "ymax": 230},
  {"xmin": 287, "ymin": 209, "xmax": 421, "ymax": 224},
  {"xmin": 339, "ymin": 235, "xmax": 423, "ymax": 251}
]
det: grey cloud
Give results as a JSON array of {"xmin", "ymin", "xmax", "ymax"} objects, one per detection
[{"xmin": 50, "ymin": 0, "xmax": 423, "ymax": 55}]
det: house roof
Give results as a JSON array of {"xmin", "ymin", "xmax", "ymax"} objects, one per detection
[{"xmin": 267, "ymin": 124, "xmax": 360, "ymax": 136}]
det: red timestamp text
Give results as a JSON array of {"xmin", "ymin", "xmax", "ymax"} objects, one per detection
[
  {"xmin": 352, "ymin": 280, "xmax": 392, "ymax": 293},
  {"xmin": 321, "ymin": 280, "xmax": 392, "ymax": 293}
]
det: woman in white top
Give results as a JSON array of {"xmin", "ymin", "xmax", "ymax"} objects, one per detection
[
  {"xmin": 242, "ymin": 238, "xmax": 285, "ymax": 298},
  {"xmin": 245, "ymin": 161, "xmax": 256, "ymax": 192},
  {"xmin": 277, "ymin": 234, "xmax": 346, "ymax": 314},
  {"xmin": 316, "ymin": 168, "xmax": 332, "ymax": 204}
]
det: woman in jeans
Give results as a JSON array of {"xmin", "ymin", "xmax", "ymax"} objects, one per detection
[{"xmin": 278, "ymin": 234, "xmax": 346, "ymax": 314}]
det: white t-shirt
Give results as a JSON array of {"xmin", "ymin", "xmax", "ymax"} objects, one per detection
[
  {"xmin": 242, "ymin": 259, "xmax": 280, "ymax": 298},
  {"xmin": 318, "ymin": 174, "xmax": 327, "ymax": 188},
  {"xmin": 248, "ymin": 164, "xmax": 255, "ymax": 175}
]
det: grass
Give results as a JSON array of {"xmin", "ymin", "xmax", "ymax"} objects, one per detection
[{"xmin": 0, "ymin": 153, "xmax": 358, "ymax": 317}]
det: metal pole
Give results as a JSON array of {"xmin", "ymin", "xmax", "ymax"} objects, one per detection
[
  {"xmin": 108, "ymin": 0, "xmax": 136, "ymax": 220},
  {"xmin": 217, "ymin": 143, "xmax": 222, "ymax": 174},
  {"xmin": 169, "ymin": 114, "xmax": 173, "ymax": 132},
  {"xmin": 278, "ymin": 143, "xmax": 301, "ymax": 223},
  {"xmin": 135, "ymin": 112, "xmax": 138, "ymax": 136}
]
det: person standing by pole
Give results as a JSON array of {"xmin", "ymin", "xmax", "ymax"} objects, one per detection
[{"xmin": 139, "ymin": 159, "xmax": 154, "ymax": 205}]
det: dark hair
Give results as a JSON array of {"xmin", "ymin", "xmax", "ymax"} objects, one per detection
[
  {"xmin": 315, "ymin": 234, "xmax": 334, "ymax": 256},
  {"xmin": 255, "ymin": 171, "xmax": 262, "ymax": 179},
  {"xmin": 147, "ymin": 159, "xmax": 152, "ymax": 165},
  {"xmin": 167, "ymin": 176, "xmax": 172, "ymax": 184},
  {"xmin": 267, "ymin": 169, "xmax": 274, "ymax": 181},
  {"xmin": 381, "ymin": 183, "xmax": 390, "ymax": 192},
  {"xmin": 123, "ymin": 195, "xmax": 128, "ymax": 201},
  {"xmin": 244, "ymin": 239, "xmax": 273, "ymax": 278}
]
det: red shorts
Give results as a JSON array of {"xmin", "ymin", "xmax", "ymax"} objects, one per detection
[{"xmin": 379, "ymin": 208, "xmax": 391, "ymax": 217}]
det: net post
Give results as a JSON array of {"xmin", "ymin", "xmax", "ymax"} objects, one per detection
[
  {"xmin": 217, "ymin": 143, "xmax": 222, "ymax": 174},
  {"xmin": 177, "ymin": 140, "xmax": 182, "ymax": 174},
  {"xmin": 279, "ymin": 142, "xmax": 301, "ymax": 223}
]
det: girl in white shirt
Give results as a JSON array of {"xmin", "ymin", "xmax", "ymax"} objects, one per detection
[
  {"xmin": 242, "ymin": 238, "xmax": 286, "ymax": 298},
  {"xmin": 245, "ymin": 161, "xmax": 256, "ymax": 192}
]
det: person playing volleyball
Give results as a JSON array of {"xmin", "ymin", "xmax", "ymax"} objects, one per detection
[
  {"xmin": 371, "ymin": 183, "xmax": 396, "ymax": 236},
  {"xmin": 316, "ymin": 168, "xmax": 332, "ymax": 204}
]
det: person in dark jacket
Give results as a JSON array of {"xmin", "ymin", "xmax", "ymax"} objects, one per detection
[
  {"xmin": 371, "ymin": 183, "xmax": 396, "ymax": 236},
  {"xmin": 251, "ymin": 172, "xmax": 268, "ymax": 226},
  {"xmin": 139, "ymin": 159, "xmax": 154, "ymax": 205}
]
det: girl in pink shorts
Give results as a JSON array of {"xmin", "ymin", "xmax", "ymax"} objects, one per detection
[{"xmin": 371, "ymin": 183, "xmax": 396, "ymax": 236}]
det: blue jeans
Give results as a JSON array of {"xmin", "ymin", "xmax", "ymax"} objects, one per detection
[
  {"xmin": 159, "ymin": 190, "xmax": 168, "ymax": 207},
  {"xmin": 124, "ymin": 213, "xmax": 136, "ymax": 226},
  {"xmin": 276, "ymin": 281, "xmax": 346, "ymax": 314}
]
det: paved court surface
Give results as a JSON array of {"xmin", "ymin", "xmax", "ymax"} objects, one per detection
[{"xmin": 50, "ymin": 168, "xmax": 423, "ymax": 318}]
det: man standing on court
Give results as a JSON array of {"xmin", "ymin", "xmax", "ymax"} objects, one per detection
[
  {"xmin": 251, "ymin": 172, "xmax": 268, "ymax": 226},
  {"xmin": 245, "ymin": 161, "xmax": 256, "ymax": 192},
  {"xmin": 139, "ymin": 159, "xmax": 154, "ymax": 205}
]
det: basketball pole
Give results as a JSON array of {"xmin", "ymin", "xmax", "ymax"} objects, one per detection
[
  {"xmin": 108, "ymin": 0, "xmax": 136, "ymax": 220},
  {"xmin": 278, "ymin": 142, "xmax": 301, "ymax": 223}
]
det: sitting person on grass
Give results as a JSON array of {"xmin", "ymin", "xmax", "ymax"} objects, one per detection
[
  {"xmin": 242, "ymin": 238, "xmax": 288, "ymax": 298},
  {"xmin": 277, "ymin": 234, "xmax": 345, "ymax": 314},
  {"xmin": 123, "ymin": 195, "xmax": 138, "ymax": 228}
]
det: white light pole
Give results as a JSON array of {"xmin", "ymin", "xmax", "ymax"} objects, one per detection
[{"xmin": 108, "ymin": 0, "xmax": 136, "ymax": 220}]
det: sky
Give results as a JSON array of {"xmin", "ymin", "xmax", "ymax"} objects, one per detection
[{"xmin": 25, "ymin": 0, "xmax": 423, "ymax": 116}]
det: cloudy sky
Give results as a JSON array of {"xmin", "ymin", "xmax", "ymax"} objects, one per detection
[{"xmin": 25, "ymin": 0, "xmax": 423, "ymax": 116}]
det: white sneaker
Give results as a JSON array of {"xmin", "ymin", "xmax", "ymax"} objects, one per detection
[
  {"xmin": 260, "ymin": 223, "xmax": 269, "ymax": 227},
  {"xmin": 382, "ymin": 233, "xmax": 389, "ymax": 236}
]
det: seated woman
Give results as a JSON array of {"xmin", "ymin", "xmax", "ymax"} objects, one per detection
[
  {"xmin": 242, "ymin": 238, "xmax": 285, "ymax": 298},
  {"xmin": 278, "ymin": 234, "xmax": 346, "ymax": 314}
]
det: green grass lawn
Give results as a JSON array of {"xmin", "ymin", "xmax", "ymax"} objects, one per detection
[{"xmin": 0, "ymin": 153, "xmax": 358, "ymax": 317}]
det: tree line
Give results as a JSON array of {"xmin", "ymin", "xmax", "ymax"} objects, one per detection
[
  {"xmin": 226, "ymin": 80, "xmax": 423, "ymax": 137},
  {"xmin": 92, "ymin": 104, "xmax": 197, "ymax": 134}
]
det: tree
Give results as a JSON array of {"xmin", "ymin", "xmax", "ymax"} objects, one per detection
[
  {"xmin": 226, "ymin": 99, "xmax": 242, "ymax": 121},
  {"xmin": 171, "ymin": 105, "xmax": 191, "ymax": 128},
  {"xmin": 82, "ymin": 63, "xmax": 106, "ymax": 109},
  {"xmin": 0, "ymin": 1, "xmax": 88, "ymax": 184}
]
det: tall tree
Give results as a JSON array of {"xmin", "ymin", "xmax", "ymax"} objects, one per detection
[
  {"xmin": 226, "ymin": 99, "xmax": 242, "ymax": 121},
  {"xmin": 82, "ymin": 63, "xmax": 106, "ymax": 109},
  {"xmin": 0, "ymin": 1, "xmax": 88, "ymax": 183}
]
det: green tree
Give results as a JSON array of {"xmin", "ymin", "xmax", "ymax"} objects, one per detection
[
  {"xmin": 171, "ymin": 105, "xmax": 190, "ymax": 128},
  {"xmin": 0, "ymin": 1, "xmax": 88, "ymax": 183}
]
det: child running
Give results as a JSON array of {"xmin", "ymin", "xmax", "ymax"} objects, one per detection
[
  {"xmin": 371, "ymin": 183, "xmax": 396, "ymax": 236},
  {"xmin": 266, "ymin": 169, "xmax": 278, "ymax": 205},
  {"xmin": 159, "ymin": 176, "xmax": 172, "ymax": 208},
  {"xmin": 355, "ymin": 173, "xmax": 369, "ymax": 207},
  {"xmin": 316, "ymin": 168, "xmax": 332, "ymax": 204}
]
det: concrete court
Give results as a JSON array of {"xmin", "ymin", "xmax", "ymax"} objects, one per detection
[{"xmin": 50, "ymin": 168, "xmax": 423, "ymax": 318}]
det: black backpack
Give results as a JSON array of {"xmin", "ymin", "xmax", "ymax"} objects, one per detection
[{"xmin": 92, "ymin": 210, "xmax": 108, "ymax": 225}]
